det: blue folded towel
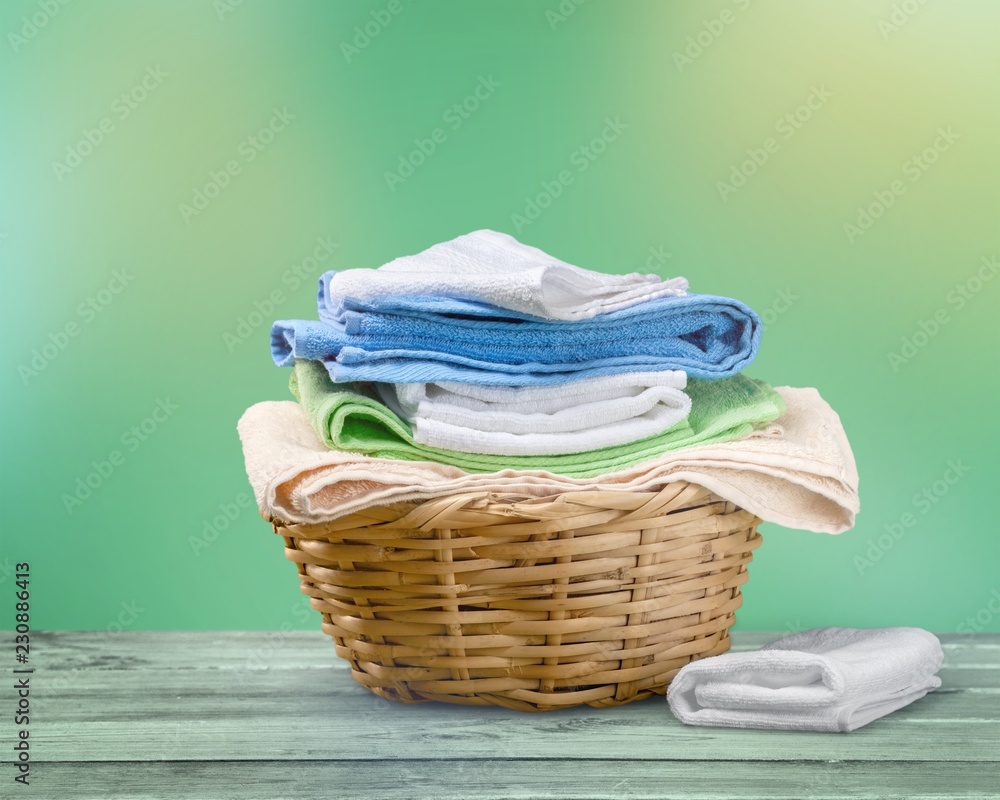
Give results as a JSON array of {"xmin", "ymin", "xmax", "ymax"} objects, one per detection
[{"xmin": 270, "ymin": 281, "xmax": 761, "ymax": 385}]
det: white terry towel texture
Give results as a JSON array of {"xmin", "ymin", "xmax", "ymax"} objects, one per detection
[
  {"xmin": 324, "ymin": 229, "xmax": 689, "ymax": 320},
  {"xmin": 667, "ymin": 627, "xmax": 943, "ymax": 732},
  {"xmin": 236, "ymin": 386, "xmax": 860, "ymax": 534},
  {"xmin": 380, "ymin": 371, "xmax": 691, "ymax": 456}
]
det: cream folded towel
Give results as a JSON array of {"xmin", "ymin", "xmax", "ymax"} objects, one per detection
[
  {"xmin": 380, "ymin": 371, "xmax": 691, "ymax": 455},
  {"xmin": 236, "ymin": 386, "xmax": 860, "ymax": 534},
  {"xmin": 667, "ymin": 627, "xmax": 943, "ymax": 732},
  {"xmin": 323, "ymin": 229, "xmax": 688, "ymax": 321}
]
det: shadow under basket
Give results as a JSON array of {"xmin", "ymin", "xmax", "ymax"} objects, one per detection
[{"xmin": 268, "ymin": 481, "xmax": 762, "ymax": 712}]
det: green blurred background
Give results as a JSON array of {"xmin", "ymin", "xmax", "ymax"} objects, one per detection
[{"xmin": 1, "ymin": 0, "xmax": 997, "ymax": 633}]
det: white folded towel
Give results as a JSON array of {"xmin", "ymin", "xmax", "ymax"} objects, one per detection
[
  {"xmin": 236, "ymin": 386, "xmax": 861, "ymax": 534},
  {"xmin": 325, "ymin": 229, "xmax": 688, "ymax": 320},
  {"xmin": 380, "ymin": 371, "xmax": 691, "ymax": 455},
  {"xmin": 667, "ymin": 627, "xmax": 943, "ymax": 732}
]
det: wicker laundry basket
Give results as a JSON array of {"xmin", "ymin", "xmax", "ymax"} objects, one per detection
[{"xmin": 268, "ymin": 481, "xmax": 762, "ymax": 712}]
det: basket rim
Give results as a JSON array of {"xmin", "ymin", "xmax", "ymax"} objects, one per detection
[{"xmin": 265, "ymin": 481, "xmax": 761, "ymax": 530}]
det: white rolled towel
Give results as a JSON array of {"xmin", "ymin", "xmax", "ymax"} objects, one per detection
[
  {"xmin": 667, "ymin": 627, "xmax": 944, "ymax": 732},
  {"xmin": 378, "ymin": 371, "xmax": 691, "ymax": 456},
  {"xmin": 325, "ymin": 229, "xmax": 688, "ymax": 320}
]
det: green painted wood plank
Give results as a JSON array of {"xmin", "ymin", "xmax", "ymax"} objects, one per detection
[
  {"xmin": 31, "ymin": 667, "xmax": 999, "ymax": 722},
  {"xmin": 29, "ymin": 631, "xmax": 1000, "ymax": 672},
  {"xmin": 30, "ymin": 666, "xmax": 999, "ymax": 763},
  {"xmin": 17, "ymin": 759, "xmax": 1000, "ymax": 800}
]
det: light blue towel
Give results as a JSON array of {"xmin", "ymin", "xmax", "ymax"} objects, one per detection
[{"xmin": 271, "ymin": 280, "xmax": 761, "ymax": 385}]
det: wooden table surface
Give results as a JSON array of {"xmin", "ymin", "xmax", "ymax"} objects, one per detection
[{"xmin": 19, "ymin": 631, "xmax": 999, "ymax": 799}]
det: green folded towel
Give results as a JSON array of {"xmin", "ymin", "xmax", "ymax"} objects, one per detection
[{"xmin": 289, "ymin": 359, "xmax": 786, "ymax": 478}]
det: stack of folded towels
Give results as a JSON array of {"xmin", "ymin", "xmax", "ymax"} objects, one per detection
[
  {"xmin": 240, "ymin": 229, "xmax": 860, "ymax": 531},
  {"xmin": 270, "ymin": 229, "xmax": 780, "ymax": 475}
]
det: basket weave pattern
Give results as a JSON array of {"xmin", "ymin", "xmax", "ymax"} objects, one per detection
[{"xmin": 271, "ymin": 481, "xmax": 762, "ymax": 711}]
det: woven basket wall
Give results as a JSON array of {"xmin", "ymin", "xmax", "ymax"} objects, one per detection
[{"xmin": 270, "ymin": 481, "xmax": 762, "ymax": 712}]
